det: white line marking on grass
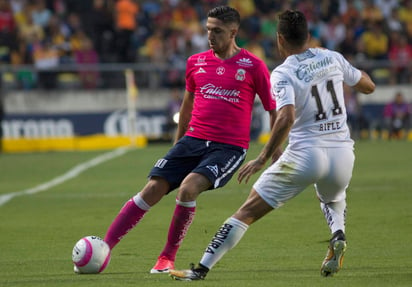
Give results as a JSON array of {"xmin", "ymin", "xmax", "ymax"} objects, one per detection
[{"xmin": 0, "ymin": 147, "xmax": 132, "ymax": 207}]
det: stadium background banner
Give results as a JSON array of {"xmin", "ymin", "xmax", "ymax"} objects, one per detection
[
  {"xmin": 1, "ymin": 110, "xmax": 170, "ymax": 152},
  {"xmin": 1, "ymin": 86, "xmax": 410, "ymax": 153},
  {"xmin": 1, "ymin": 89, "xmax": 176, "ymax": 152}
]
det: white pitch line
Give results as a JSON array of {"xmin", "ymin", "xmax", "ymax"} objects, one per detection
[{"xmin": 0, "ymin": 147, "xmax": 132, "ymax": 207}]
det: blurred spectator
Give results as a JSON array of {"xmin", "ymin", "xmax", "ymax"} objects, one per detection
[
  {"xmin": 3, "ymin": 0, "xmax": 412, "ymax": 91},
  {"xmin": 45, "ymin": 15, "xmax": 70, "ymax": 63},
  {"xmin": 152, "ymin": 1, "xmax": 173, "ymax": 32},
  {"xmin": 388, "ymin": 32, "xmax": 412, "ymax": 84},
  {"xmin": 31, "ymin": 0, "xmax": 52, "ymax": 29},
  {"xmin": 297, "ymin": 0, "xmax": 317, "ymax": 24},
  {"xmin": 0, "ymin": 0, "xmax": 17, "ymax": 63},
  {"xmin": 114, "ymin": 0, "xmax": 139, "ymax": 63},
  {"xmin": 74, "ymin": 36, "xmax": 99, "ymax": 89},
  {"xmin": 70, "ymin": 29, "xmax": 88, "ymax": 54},
  {"xmin": 318, "ymin": 0, "xmax": 340, "ymax": 22},
  {"xmin": 90, "ymin": 0, "xmax": 114, "ymax": 63},
  {"xmin": 351, "ymin": 14, "xmax": 367, "ymax": 39},
  {"xmin": 398, "ymin": 0, "xmax": 412, "ymax": 38},
  {"xmin": 228, "ymin": 0, "xmax": 256, "ymax": 18},
  {"xmin": 163, "ymin": 28, "xmax": 187, "ymax": 87},
  {"xmin": 10, "ymin": 0, "xmax": 26, "ymax": 30},
  {"xmin": 11, "ymin": 42, "xmax": 36, "ymax": 89},
  {"xmin": 338, "ymin": 27, "xmax": 359, "ymax": 61},
  {"xmin": 374, "ymin": 0, "xmax": 398, "ymax": 19},
  {"xmin": 383, "ymin": 92, "xmax": 411, "ymax": 139},
  {"xmin": 170, "ymin": 0, "xmax": 200, "ymax": 33},
  {"xmin": 52, "ymin": 0, "xmax": 66, "ymax": 18},
  {"xmin": 66, "ymin": 12, "xmax": 82, "ymax": 36},
  {"xmin": 259, "ymin": 10, "xmax": 278, "ymax": 58},
  {"xmin": 18, "ymin": 5, "xmax": 45, "ymax": 45},
  {"xmin": 385, "ymin": 7, "xmax": 404, "ymax": 33},
  {"xmin": 240, "ymin": 9, "xmax": 261, "ymax": 39},
  {"xmin": 139, "ymin": 27, "xmax": 165, "ymax": 63},
  {"xmin": 361, "ymin": 0, "xmax": 384, "ymax": 24},
  {"xmin": 33, "ymin": 38, "xmax": 59, "ymax": 89},
  {"xmin": 245, "ymin": 35, "xmax": 267, "ymax": 62},
  {"xmin": 236, "ymin": 26, "xmax": 251, "ymax": 49},
  {"xmin": 0, "ymin": 0, "xmax": 15, "ymax": 33},
  {"xmin": 307, "ymin": 29, "xmax": 321, "ymax": 48},
  {"xmin": 340, "ymin": 0, "xmax": 360, "ymax": 26},
  {"xmin": 191, "ymin": 25, "xmax": 208, "ymax": 54},
  {"xmin": 358, "ymin": 21, "xmax": 388, "ymax": 60},
  {"xmin": 308, "ymin": 12, "xmax": 322, "ymax": 40},
  {"xmin": 319, "ymin": 14, "xmax": 346, "ymax": 50}
]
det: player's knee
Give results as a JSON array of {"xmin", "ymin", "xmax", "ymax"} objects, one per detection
[
  {"xmin": 176, "ymin": 185, "xmax": 200, "ymax": 202},
  {"xmin": 140, "ymin": 177, "xmax": 169, "ymax": 205}
]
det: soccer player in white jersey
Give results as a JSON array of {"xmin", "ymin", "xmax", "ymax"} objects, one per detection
[
  {"xmin": 170, "ymin": 10, "xmax": 375, "ymax": 280},
  {"xmin": 100, "ymin": 5, "xmax": 277, "ymax": 275}
]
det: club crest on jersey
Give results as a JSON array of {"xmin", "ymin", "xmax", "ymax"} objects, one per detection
[
  {"xmin": 216, "ymin": 66, "xmax": 225, "ymax": 75},
  {"xmin": 274, "ymin": 86, "xmax": 286, "ymax": 100},
  {"xmin": 235, "ymin": 69, "xmax": 246, "ymax": 81}
]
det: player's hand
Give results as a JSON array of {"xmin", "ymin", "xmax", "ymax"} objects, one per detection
[{"xmin": 238, "ymin": 158, "xmax": 266, "ymax": 184}]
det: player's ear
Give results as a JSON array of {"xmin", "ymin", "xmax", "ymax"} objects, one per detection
[
  {"xmin": 230, "ymin": 28, "xmax": 237, "ymax": 38},
  {"xmin": 277, "ymin": 32, "xmax": 285, "ymax": 45}
]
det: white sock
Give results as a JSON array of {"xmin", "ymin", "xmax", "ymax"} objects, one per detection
[
  {"xmin": 199, "ymin": 217, "xmax": 249, "ymax": 270},
  {"xmin": 321, "ymin": 200, "xmax": 346, "ymax": 234},
  {"xmin": 132, "ymin": 193, "xmax": 151, "ymax": 211}
]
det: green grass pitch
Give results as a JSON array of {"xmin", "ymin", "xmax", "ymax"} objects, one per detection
[{"xmin": 0, "ymin": 140, "xmax": 411, "ymax": 286}]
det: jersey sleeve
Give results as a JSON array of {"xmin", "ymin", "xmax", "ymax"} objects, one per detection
[
  {"xmin": 185, "ymin": 56, "xmax": 196, "ymax": 93},
  {"xmin": 270, "ymin": 69, "xmax": 295, "ymax": 111},
  {"xmin": 254, "ymin": 61, "xmax": 277, "ymax": 111},
  {"xmin": 333, "ymin": 51, "xmax": 362, "ymax": 87}
]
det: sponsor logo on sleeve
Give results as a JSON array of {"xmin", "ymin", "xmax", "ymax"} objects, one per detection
[{"xmin": 195, "ymin": 55, "xmax": 207, "ymax": 66}]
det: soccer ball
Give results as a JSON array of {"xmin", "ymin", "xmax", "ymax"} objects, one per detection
[{"xmin": 72, "ymin": 235, "xmax": 111, "ymax": 274}]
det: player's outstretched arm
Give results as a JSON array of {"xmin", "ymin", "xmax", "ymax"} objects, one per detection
[
  {"xmin": 238, "ymin": 104, "xmax": 295, "ymax": 184},
  {"xmin": 353, "ymin": 70, "xmax": 375, "ymax": 95}
]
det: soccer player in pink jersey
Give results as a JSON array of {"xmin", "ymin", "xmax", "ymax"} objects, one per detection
[{"xmin": 100, "ymin": 5, "xmax": 277, "ymax": 274}]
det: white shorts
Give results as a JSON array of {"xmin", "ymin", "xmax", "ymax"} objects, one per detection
[{"xmin": 253, "ymin": 146, "xmax": 355, "ymax": 208}]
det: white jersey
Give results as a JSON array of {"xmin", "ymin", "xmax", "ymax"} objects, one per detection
[{"xmin": 271, "ymin": 48, "xmax": 362, "ymax": 149}]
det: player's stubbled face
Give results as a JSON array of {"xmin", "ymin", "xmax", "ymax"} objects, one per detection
[{"xmin": 206, "ymin": 17, "xmax": 234, "ymax": 54}]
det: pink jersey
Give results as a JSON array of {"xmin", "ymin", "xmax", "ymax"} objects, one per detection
[{"xmin": 185, "ymin": 49, "xmax": 276, "ymax": 148}]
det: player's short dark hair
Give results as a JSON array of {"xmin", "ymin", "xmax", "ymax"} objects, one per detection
[
  {"xmin": 278, "ymin": 10, "xmax": 308, "ymax": 47},
  {"xmin": 207, "ymin": 6, "xmax": 240, "ymax": 26}
]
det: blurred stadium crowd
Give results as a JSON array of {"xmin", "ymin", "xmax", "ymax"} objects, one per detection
[
  {"xmin": 0, "ymin": 0, "xmax": 410, "ymax": 143},
  {"xmin": 1, "ymin": 0, "xmax": 412, "ymax": 89}
]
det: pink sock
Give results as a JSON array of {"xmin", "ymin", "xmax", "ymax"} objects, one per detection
[
  {"xmin": 159, "ymin": 201, "xmax": 196, "ymax": 261},
  {"xmin": 104, "ymin": 197, "xmax": 148, "ymax": 249}
]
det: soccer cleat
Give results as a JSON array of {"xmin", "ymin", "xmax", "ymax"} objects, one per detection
[
  {"xmin": 321, "ymin": 230, "xmax": 347, "ymax": 277},
  {"xmin": 150, "ymin": 256, "xmax": 175, "ymax": 274},
  {"xmin": 169, "ymin": 263, "xmax": 208, "ymax": 281}
]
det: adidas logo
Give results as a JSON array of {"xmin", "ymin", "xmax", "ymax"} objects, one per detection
[{"xmin": 206, "ymin": 165, "xmax": 219, "ymax": 177}]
